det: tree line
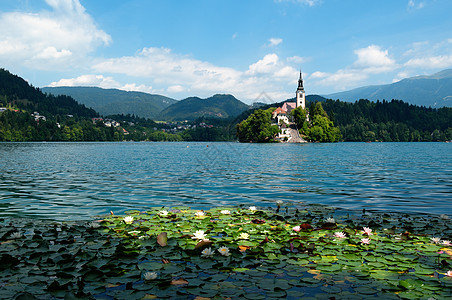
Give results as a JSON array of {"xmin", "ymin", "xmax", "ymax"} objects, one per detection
[{"xmin": 321, "ymin": 99, "xmax": 452, "ymax": 141}]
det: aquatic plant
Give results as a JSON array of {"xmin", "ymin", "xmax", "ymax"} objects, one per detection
[{"xmin": 0, "ymin": 204, "xmax": 451, "ymax": 299}]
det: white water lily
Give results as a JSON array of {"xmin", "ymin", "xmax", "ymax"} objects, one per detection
[
  {"xmin": 195, "ymin": 211, "xmax": 205, "ymax": 217},
  {"xmin": 276, "ymin": 200, "xmax": 283, "ymax": 205},
  {"xmin": 144, "ymin": 271, "xmax": 157, "ymax": 281},
  {"xmin": 431, "ymin": 237, "xmax": 441, "ymax": 244},
  {"xmin": 238, "ymin": 233, "xmax": 249, "ymax": 240},
  {"xmin": 123, "ymin": 216, "xmax": 134, "ymax": 224},
  {"xmin": 201, "ymin": 247, "xmax": 214, "ymax": 258},
  {"xmin": 220, "ymin": 210, "xmax": 231, "ymax": 215},
  {"xmin": 218, "ymin": 246, "xmax": 230, "ymax": 256},
  {"xmin": 249, "ymin": 206, "xmax": 257, "ymax": 211},
  {"xmin": 325, "ymin": 217, "xmax": 336, "ymax": 223},
  {"xmin": 88, "ymin": 222, "xmax": 101, "ymax": 229},
  {"xmin": 442, "ymin": 240, "xmax": 451, "ymax": 246},
  {"xmin": 10, "ymin": 232, "xmax": 22, "ymax": 239},
  {"xmin": 440, "ymin": 214, "xmax": 449, "ymax": 220},
  {"xmin": 159, "ymin": 210, "xmax": 168, "ymax": 216},
  {"xmin": 191, "ymin": 230, "xmax": 207, "ymax": 241},
  {"xmin": 293, "ymin": 226, "xmax": 301, "ymax": 232}
]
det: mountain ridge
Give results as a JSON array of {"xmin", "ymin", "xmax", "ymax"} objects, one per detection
[
  {"xmin": 325, "ymin": 69, "xmax": 452, "ymax": 107},
  {"xmin": 42, "ymin": 86, "xmax": 177, "ymax": 119},
  {"xmin": 159, "ymin": 94, "xmax": 250, "ymax": 121}
]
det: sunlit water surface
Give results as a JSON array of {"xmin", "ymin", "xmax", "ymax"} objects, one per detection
[{"xmin": 0, "ymin": 142, "xmax": 450, "ymax": 220}]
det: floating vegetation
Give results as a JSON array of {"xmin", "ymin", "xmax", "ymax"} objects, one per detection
[{"xmin": 0, "ymin": 204, "xmax": 451, "ymax": 299}]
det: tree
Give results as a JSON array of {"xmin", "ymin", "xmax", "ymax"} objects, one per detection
[
  {"xmin": 237, "ymin": 108, "xmax": 279, "ymax": 142},
  {"xmin": 304, "ymin": 102, "xmax": 342, "ymax": 142}
]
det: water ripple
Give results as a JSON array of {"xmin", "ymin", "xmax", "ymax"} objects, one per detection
[{"xmin": 0, "ymin": 142, "xmax": 451, "ymax": 220}]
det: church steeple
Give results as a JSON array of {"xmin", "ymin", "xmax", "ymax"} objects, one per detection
[
  {"xmin": 297, "ymin": 71, "xmax": 304, "ymax": 91},
  {"xmin": 296, "ymin": 70, "xmax": 306, "ymax": 109}
]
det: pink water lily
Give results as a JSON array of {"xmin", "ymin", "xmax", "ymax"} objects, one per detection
[
  {"xmin": 361, "ymin": 238, "xmax": 370, "ymax": 244},
  {"xmin": 446, "ymin": 270, "xmax": 452, "ymax": 277},
  {"xmin": 334, "ymin": 232, "xmax": 346, "ymax": 239},
  {"xmin": 362, "ymin": 227, "xmax": 373, "ymax": 236},
  {"xmin": 293, "ymin": 226, "xmax": 301, "ymax": 232}
]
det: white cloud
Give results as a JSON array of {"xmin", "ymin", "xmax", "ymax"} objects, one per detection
[
  {"xmin": 167, "ymin": 85, "xmax": 185, "ymax": 93},
  {"xmin": 49, "ymin": 74, "xmax": 119, "ymax": 87},
  {"xmin": 246, "ymin": 54, "xmax": 279, "ymax": 75},
  {"xmin": 408, "ymin": 0, "xmax": 425, "ymax": 9},
  {"xmin": 48, "ymin": 74, "xmax": 154, "ymax": 93},
  {"xmin": 268, "ymin": 38, "xmax": 283, "ymax": 47},
  {"xmin": 0, "ymin": 0, "xmax": 111, "ymax": 70},
  {"xmin": 404, "ymin": 55, "xmax": 452, "ymax": 69},
  {"xmin": 310, "ymin": 45, "xmax": 396, "ymax": 90},
  {"xmin": 90, "ymin": 48, "xmax": 298, "ymax": 102},
  {"xmin": 287, "ymin": 56, "xmax": 310, "ymax": 64},
  {"xmin": 353, "ymin": 45, "xmax": 396, "ymax": 73},
  {"xmin": 274, "ymin": 0, "xmax": 321, "ymax": 7}
]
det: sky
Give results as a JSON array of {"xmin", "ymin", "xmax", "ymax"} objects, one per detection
[{"xmin": 1, "ymin": 0, "xmax": 452, "ymax": 104}]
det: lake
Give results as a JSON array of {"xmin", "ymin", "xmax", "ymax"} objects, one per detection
[{"xmin": 0, "ymin": 142, "xmax": 450, "ymax": 220}]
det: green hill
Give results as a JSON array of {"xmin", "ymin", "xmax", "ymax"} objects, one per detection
[
  {"xmin": 325, "ymin": 69, "xmax": 452, "ymax": 107},
  {"xmin": 0, "ymin": 69, "xmax": 97, "ymax": 118},
  {"xmin": 159, "ymin": 94, "xmax": 249, "ymax": 121},
  {"xmin": 42, "ymin": 86, "xmax": 177, "ymax": 119}
]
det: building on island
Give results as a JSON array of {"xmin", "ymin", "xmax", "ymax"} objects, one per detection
[
  {"xmin": 272, "ymin": 71, "xmax": 307, "ymax": 143},
  {"xmin": 296, "ymin": 71, "xmax": 306, "ymax": 109}
]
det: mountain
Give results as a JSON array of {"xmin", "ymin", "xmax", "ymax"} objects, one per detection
[
  {"xmin": 42, "ymin": 86, "xmax": 177, "ymax": 119},
  {"xmin": 325, "ymin": 69, "xmax": 452, "ymax": 107},
  {"xmin": 159, "ymin": 94, "xmax": 249, "ymax": 121},
  {"xmin": 0, "ymin": 69, "xmax": 97, "ymax": 118}
]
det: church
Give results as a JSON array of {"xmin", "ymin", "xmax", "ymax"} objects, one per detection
[
  {"xmin": 272, "ymin": 71, "xmax": 306, "ymax": 123},
  {"xmin": 271, "ymin": 72, "xmax": 307, "ymax": 143}
]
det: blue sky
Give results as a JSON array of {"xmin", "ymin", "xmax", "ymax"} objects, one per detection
[{"xmin": 1, "ymin": 0, "xmax": 452, "ymax": 104}]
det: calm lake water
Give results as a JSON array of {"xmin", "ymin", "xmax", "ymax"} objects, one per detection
[{"xmin": 0, "ymin": 142, "xmax": 450, "ymax": 220}]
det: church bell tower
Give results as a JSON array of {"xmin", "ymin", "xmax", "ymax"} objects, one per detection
[{"xmin": 296, "ymin": 71, "xmax": 306, "ymax": 109}]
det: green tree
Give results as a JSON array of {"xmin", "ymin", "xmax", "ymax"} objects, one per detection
[{"xmin": 237, "ymin": 108, "xmax": 279, "ymax": 142}]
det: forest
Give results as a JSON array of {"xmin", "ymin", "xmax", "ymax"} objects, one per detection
[
  {"xmin": 1, "ymin": 68, "xmax": 451, "ymax": 142},
  {"xmin": 322, "ymin": 99, "xmax": 452, "ymax": 142}
]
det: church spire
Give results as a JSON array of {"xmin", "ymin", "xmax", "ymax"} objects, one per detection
[
  {"xmin": 296, "ymin": 69, "xmax": 306, "ymax": 109},
  {"xmin": 297, "ymin": 70, "xmax": 304, "ymax": 91}
]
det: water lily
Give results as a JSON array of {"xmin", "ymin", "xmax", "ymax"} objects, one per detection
[
  {"xmin": 123, "ymin": 216, "xmax": 134, "ymax": 224},
  {"xmin": 220, "ymin": 210, "xmax": 231, "ymax": 215},
  {"xmin": 159, "ymin": 210, "xmax": 168, "ymax": 216},
  {"xmin": 293, "ymin": 226, "xmax": 301, "ymax": 232},
  {"xmin": 249, "ymin": 206, "xmax": 257, "ymax": 211},
  {"xmin": 195, "ymin": 211, "xmax": 205, "ymax": 217},
  {"xmin": 276, "ymin": 200, "xmax": 283, "ymax": 205},
  {"xmin": 238, "ymin": 233, "xmax": 249, "ymax": 240},
  {"xmin": 191, "ymin": 230, "xmax": 207, "ymax": 241},
  {"xmin": 362, "ymin": 227, "xmax": 373, "ymax": 236},
  {"xmin": 442, "ymin": 240, "xmax": 451, "ymax": 246},
  {"xmin": 325, "ymin": 217, "xmax": 336, "ymax": 223},
  {"xmin": 201, "ymin": 247, "xmax": 214, "ymax": 258},
  {"xmin": 88, "ymin": 222, "xmax": 101, "ymax": 229},
  {"xmin": 446, "ymin": 270, "xmax": 452, "ymax": 277},
  {"xmin": 10, "ymin": 232, "xmax": 22, "ymax": 239},
  {"xmin": 361, "ymin": 238, "xmax": 370, "ymax": 244},
  {"xmin": 334, "ymin": 232, "xmax": 347, "ymax": 239},
  {"xmin": 431, "ymin": 237, "xmax": 441, "ymax": 244},
  {"xmin": 440, "ymin": 214, "xmax": 449, "ymax": 220},
  {"xmin": 144, "ymin": 271, "xmax": 157, "ymax": 281},
  {"xmin": 218, "ymin": 246, "xmax": 230, "ymax": 256}
]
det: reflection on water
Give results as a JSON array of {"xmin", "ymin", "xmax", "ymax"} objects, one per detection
[{"xmin": 0, "ymin": 142, "xmax": 450, "ymax": 220}]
